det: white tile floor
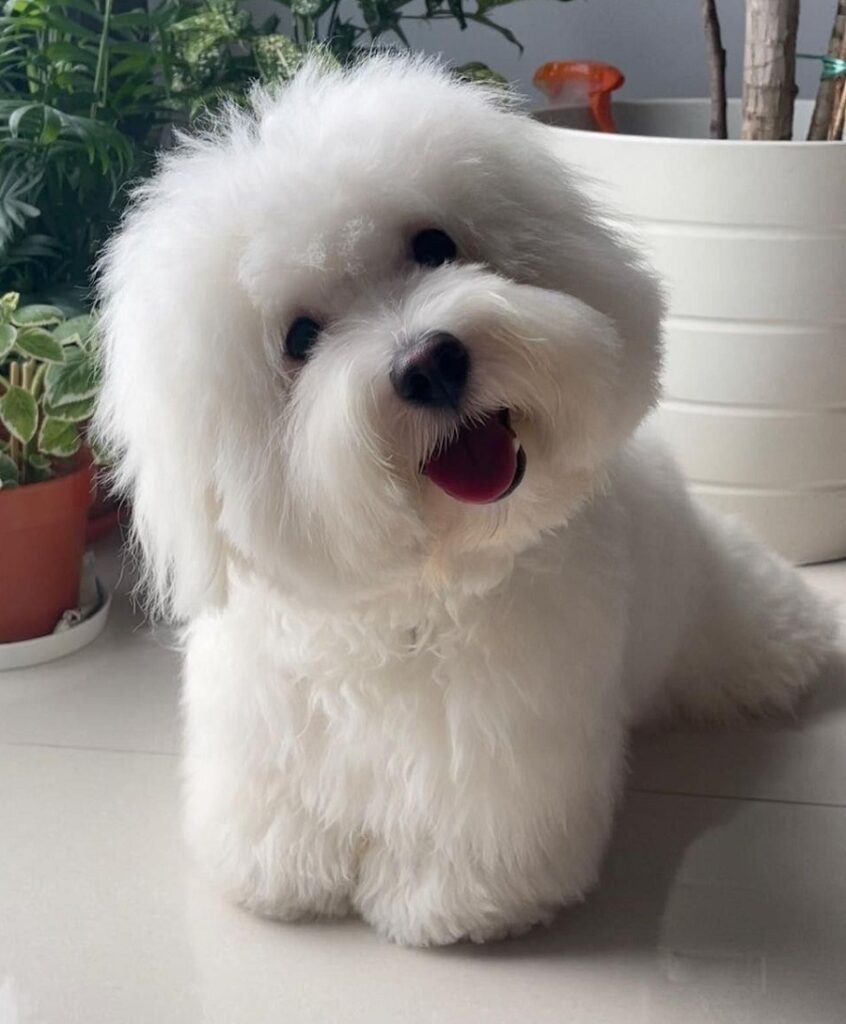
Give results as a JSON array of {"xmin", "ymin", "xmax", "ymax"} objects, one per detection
[{"xmin": 1, "ymin": 539, "xmax": 845, "ymax": 1024}]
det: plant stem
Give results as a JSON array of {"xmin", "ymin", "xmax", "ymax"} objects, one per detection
[
  {"xmin": 9, "ymin": 361, "xmax": 21, "ymax": 474},
  {"xmin": 155, "ymin": 15, "xmax": 174, "ymax": 105},
  {"xmin": 326, "ymin": 0, "xmax": 343, "ymax": 43},
  {"xmin": 21, "ymin": 360, "xmax": 35, "ymax": 470},
  {"xmin": 807, "ymin": 0, "xmax": 846, "ymax": 140},
  {"xmin": 31, "ymin": 362, "xmax": 47, "ymax": 400},
  {"xmin": 91, "ymin": 0, "xmax": 115, "ymax": 118},
  {"xmin": 701, "ymin": 0, "xmax": 728, "ymax": 138}
]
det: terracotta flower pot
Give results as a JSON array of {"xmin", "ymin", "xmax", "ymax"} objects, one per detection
[
  {"xmin": 85, "ymin": 468, "xmax": 122, "ymax": 544},
  {"xmin": 0, "ymin": 461, "xmax": 92, "ymax": 643}
]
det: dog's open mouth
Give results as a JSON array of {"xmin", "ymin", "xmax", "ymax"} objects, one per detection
[{"xmin": 422, "ymin": 409, "xmax": 526, "ymax": 504}]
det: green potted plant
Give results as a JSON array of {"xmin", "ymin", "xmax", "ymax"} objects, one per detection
[
  {"xmin": 0, "ymin": 0, "xmax": 166, "ymax": 299},
  {"xmin": 153, "ymin": 0, "xmax": 520, "ymax": 107},
  {"xmin": 0, "ymin": 0, "xmax": 527, "ymax": 299},
  {"xmin": 0, "ymin": 292, "xmax": 99, "ymax": 643}
]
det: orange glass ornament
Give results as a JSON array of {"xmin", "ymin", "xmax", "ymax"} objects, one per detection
[{"xmin": 533, "ymin": 61, "xmax": 625, "ymax": 133}]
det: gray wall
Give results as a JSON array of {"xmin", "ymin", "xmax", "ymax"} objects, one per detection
[
  {"xmin": 253, "ymin": 0, "xmax": 838, "ymax": 107},
  {"xmin": 399, "ymin": 0, "xmax": 837, "ymax": 105}
]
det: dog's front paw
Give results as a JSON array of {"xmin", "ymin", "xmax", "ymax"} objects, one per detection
[
  {"xmin": 232, "ymin": 873, "xmax": 353, "ymax": 924},
  {"xmin": 184, "ymin": 795, "xmax": 356, "ymax": 924},
  {"xmin": 364, "ymin": 895, "xmax": 556, "ymax": 947},
  {"xmin": 355, "ymin": 845, "xmax": 561, "ymax": 947}
]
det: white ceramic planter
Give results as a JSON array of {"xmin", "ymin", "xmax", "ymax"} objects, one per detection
[{"xmin": 539, "ymin": 99, "xmax": 846, "ymax": 564}]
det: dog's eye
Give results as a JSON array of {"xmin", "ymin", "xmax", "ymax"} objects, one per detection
[
  {"xmin": 411, "ymin": 229, "xmax": 457, "ymax": 268},
  {"xmin": 285, "ymin": 317, "xmax": 321, "ymax": 361}
]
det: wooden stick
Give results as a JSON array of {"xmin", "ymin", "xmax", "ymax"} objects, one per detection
[
  {"xmin": 830, "ymin": 72, "xmax": 846, "ymax": 138},
  {"xmin": 808, "ymin": 0, "xmax": 846, "ymax": 141},
  {"xmin": 742, "ymin": 0, "xmax": 800, "ymax": 140},
  {"xmin": 702, "ymin": 0, "xmax": 728, "ymax": 138}
]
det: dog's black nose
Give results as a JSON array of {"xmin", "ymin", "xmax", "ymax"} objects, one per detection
[{"xmin": 390, "ymin": 333, "xmax": 470, "ymax": 408}]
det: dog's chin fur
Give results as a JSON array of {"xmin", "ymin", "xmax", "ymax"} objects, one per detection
[{"xmin": 96, "ymin": 55, "xmax": 839, "ymax": 946}]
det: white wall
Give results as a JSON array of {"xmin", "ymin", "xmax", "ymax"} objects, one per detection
[{"xmin": 253, "ymin": 0, "xmax": 838, "ymax": 108}]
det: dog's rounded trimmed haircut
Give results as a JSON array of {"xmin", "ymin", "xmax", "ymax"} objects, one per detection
[{"xmin": 95, "ymin": 54, "xmax": 664, "ymax": 619}]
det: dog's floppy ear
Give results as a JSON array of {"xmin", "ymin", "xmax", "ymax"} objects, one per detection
[
  {"xmin": 94, "ymin": 149, "xmax": 243, "ymax": 620},
  {"xmin": 523, "ymin": 121, "xmax": 666, "ymax": 445}
]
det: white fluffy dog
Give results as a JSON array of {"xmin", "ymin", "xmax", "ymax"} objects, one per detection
[{"xmin": 96, "ymin": 56, "xmax": 837, "ymax": 946}]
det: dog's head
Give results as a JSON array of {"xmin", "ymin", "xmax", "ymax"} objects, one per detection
[{"xmin": 96, "ymin": 55, "xmax": 663, "ymax": 616}]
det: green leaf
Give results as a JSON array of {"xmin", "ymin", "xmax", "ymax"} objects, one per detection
[
  {"xmin": 0, "ymin": 166, "xmax": 41, "ymax": 249},
  {"xmin": 109, "ymin": 53, "xmax": 153, "ymax": 77},
  {"xmin": 43, "ymin": 394, "xmax": 95, "ymax": 422},
  {"xmin": 14, "ymin": 326, "xmax": 65, "ymax": 363},
  {"xmin": 39, "ymin": 105, "xmax": 63, "ymax": 144},
  {"xmin": 466, "ymin": 12, "xmax": 523, "ymax": 51},
  {"xmin": 0, "ymin": 478, "xmax": 18, "ymax": 490},
  {"xmin": 33, "ymin": 10, "xmax": 102, "ymax": 40},
  {"xmin": 38, "ymin": 417, "xmax": 81, "ymax": 458},
  {"xmin": 44, "ymin": 41, "xmax": 98, "ymax": 67},
  {"xmin": 0, "ymin": 292, "xmax": 19, "ymax": 322},
  {"xmin": 0, "ymin": 451, "xmax": 19, "ymax": 486},
  {"xmin": 26, "ymin": 452, "xmax": 53, "ymax": 482},
  {"xmin": 0, "ymin": 385, "xmax": 37, "ymax": 442},
  {"xmin": 0, "ymin": 234, "xmax": 60, "ymax": 272},
  {"xmin": 253, "ymin": 34, "xmax": 304, "ymax": 82},
  {"xmin": 357, "ymin": 0, "xmax": 378, "ymax": 30},
  {"xmin": 0, "ymin": 322, "xmax": 16, "ymax": 359},
  {"xmin": 291, "ymin": 0, "xmax": 321, "ymax": 14},
  {"xmin": 7, "ymin": 102, "xmax": 42, "ymax": 138},
  {"xmin": 53, "ymin": 314, "xmax": 94, "ymax": 347},
  {"xmin": 454, "ymin": 62, "xmax": 509, "ymax": 87},
  {"xmin": 447, "ymin": 0, "xmax": 467, "ymax": 30},
  {"xmin": 330, "ymin": 19, "xmax": 358, "ymax": 57},
  {"xmin": 45, "ymin": 347, "xmax": 98, "ymax": 406},
  {"xmin": 10, "ymin": 304, "xmax": 64, "ymax": 327}
]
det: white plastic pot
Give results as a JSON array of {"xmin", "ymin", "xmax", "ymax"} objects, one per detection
[{"xmin": 540, "ymin": 99, "xmax": 846, "ymax": 564}]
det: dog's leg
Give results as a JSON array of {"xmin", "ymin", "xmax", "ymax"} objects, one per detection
[
  {"xmin": 347, "ymin": 504, "xmax": 634, "ymax": 947},
  {"xmin": 183, "ymin": 763, "xmax": 356, "ymax": 922},
  {"xmin": 661, "ymin": 508, "xmax": 838, "ymax": 723},
  {"xmin": 181, "ymin": 620, "xmax": 356, "ymax": 922},
  {"xmin": 353, "ymin": 717, "xmax": 626, "ymax": 947}
]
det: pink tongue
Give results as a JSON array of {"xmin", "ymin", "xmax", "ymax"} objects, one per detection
[{"xmin": 424, "ymin": 415, "xmax": 517, "ymax": 504}]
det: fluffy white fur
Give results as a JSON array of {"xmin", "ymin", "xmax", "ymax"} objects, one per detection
[{"xmin": 95, "ymin": 56, "xmax": 837, "ymax": 946}]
